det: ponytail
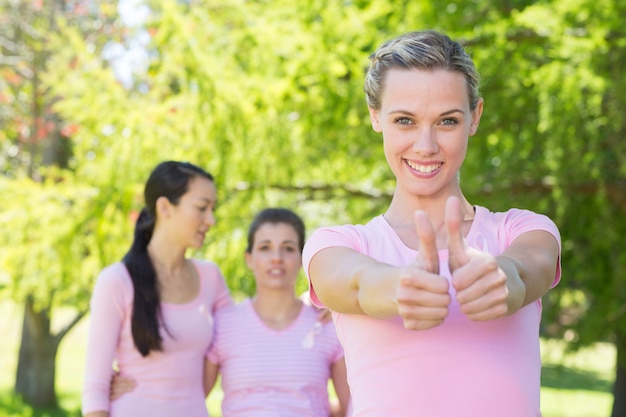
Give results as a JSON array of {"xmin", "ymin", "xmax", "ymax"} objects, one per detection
[
  {"xmin": 122, "ymin": 161, "xmax": 213, "ymax": 356},
  {"xmin": 123, "ymin": 208, "xmax": 163, "ymax": 356}
]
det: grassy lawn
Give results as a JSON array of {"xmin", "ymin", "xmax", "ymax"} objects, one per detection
[
  {"xmin": 0, "ymin": 301, "xmax": 616, "ymax": 416},
  {"xmin": 540, "ymin": 338, "xmax": 615, "ymax": 417}
]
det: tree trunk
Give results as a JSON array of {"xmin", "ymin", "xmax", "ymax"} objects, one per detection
[
  {"xmin": 14, "ymin": 296, "xmax": 60, "ymax": 408},
  {"xmin": 612, "ymin": 330, "xmax": 626, "ymax": 417}
]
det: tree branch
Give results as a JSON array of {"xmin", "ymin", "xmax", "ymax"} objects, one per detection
[
  {"xmin": 239, "ymin": 179, "xmax": 626, "ymax": 212},
  {"xmin": 53, "ymin": 309, "xmax": 88, "ymax": 345}
]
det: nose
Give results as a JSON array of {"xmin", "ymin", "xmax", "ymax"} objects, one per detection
[
  {"xmin": 270, "ymin": 248, "xmax": 283, "ymax": 262},
  {"xmin": 412, "ymin": 126, "xmax": 438, "ymax": 155},
  {"xmin": 205, "ymin": 210, "xmax": 216, "ymax": 227}
]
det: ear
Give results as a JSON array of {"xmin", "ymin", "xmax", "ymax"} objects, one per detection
[
  {"xmin": 245, "ymin": 252, "xmax": 253, "ymax": 269},
  {"xmin": 469, "ymin": 98, "xmax": 484, "ymax": 136},
  {"xmin": 155, "ymin": 196, "xmax": 172, "ymax": 219},
  {"xmin": 368, "ymin": 107, "xmax": 383, "ymax": 133}
]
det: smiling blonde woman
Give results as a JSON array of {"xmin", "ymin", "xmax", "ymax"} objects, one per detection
[{"xmin": 303, "ymin": 30, "xmax": 562, "ymax": 417}]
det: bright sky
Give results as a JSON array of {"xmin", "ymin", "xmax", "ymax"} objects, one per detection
[{"xmin": 101, "ymin": 0, "xmax": 151, "ymax": 88}]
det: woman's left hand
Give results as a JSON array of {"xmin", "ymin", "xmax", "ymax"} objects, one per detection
[{"xmin": 446, "ymin": 196, "xmax": 518, "ymax": 321}]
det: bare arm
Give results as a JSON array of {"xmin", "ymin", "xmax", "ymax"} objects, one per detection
[
  {"xmin": 329, "ymin": 357, "xmax": 351, "ymax": 417},
  {"xmin": 497, "ymin": 230, "xmax": 560, "ymax": 309},
  {"xmin": 309, "ymin": 211, "xmax": 450, "ymax": 330},
  {"xmin": 447, "ymin": 197, "xmax": 560, "ymax": 320},
  {"xmin": 203, "ymin": 359, "xmax": 219, "ymax": 397},
  {"xmin": 309, "ymin": 247, "xmax": 400, "ymax": 317}
]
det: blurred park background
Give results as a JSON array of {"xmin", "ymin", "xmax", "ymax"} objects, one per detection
[{"xmin": 0, "ymin": 0, "xmax": 624, "ymax": 416}]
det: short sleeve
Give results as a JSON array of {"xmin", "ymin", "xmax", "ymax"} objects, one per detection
[
  {"xmin": 500, "ymin": 209, "xmax": 562, "ymax": 288},
  {"xmin": 193, "ymin": 259, "xmax": 232, "ymax": 312},
  {"xmin": 302, "ymin": 225, "xmax": 366, "ymax": 308}
]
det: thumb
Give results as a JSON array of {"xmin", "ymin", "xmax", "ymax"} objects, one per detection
[
  {"xmin": 446, "ymin": 196, "xmax": 470, "ymax": 272},
  {"xmin": 414, "ymin": 210, "xmax": 439, "ymax": 274}
]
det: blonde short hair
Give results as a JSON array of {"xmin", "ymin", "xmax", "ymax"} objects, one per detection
[{"xmin": 364, "ymin": 30, "xmax": 481, "ymax": 111}]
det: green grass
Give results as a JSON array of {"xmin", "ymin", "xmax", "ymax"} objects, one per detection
[
  {"xmin": 540, "ymin": 339, "xmax": 615, "ymax": 417},
  {"xmin": 0, "ymin": 301, "xmax": 616, "ymax": 416}
]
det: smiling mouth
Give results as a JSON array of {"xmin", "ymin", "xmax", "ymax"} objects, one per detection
[{"xmin": 405, "ymin": 159, "xmax": 442, "ymax": 174}]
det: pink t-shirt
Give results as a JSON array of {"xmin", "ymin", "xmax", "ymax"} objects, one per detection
[
  {"xmin": 82, "ymin": 259, "xmax": 231, "ymax": 417},
  {"xmin": 303, "ymin": 206, "xmax": 561, "ymax": 417},
  {"xmin": 207, "ymin": 298, "xmax": 345, "ymax": 417}
]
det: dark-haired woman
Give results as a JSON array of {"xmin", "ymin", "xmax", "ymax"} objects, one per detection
[
  {"xmin": 204, "ymin": 208, "xmax": 351, "ymax": 417},
  {"xmin": 82, "ymin": 161, "xmax": 231, "ymax": 417},
  {"xmin": 111, "ymin": 208, "xmax": 352, "ymax": 416}
]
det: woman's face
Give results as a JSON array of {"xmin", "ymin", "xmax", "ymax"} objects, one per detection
[
  {"xmin": 368, "ymin": 69, "xmax": 483, "ymax": 199},
  {"xmin": 163, "ymin": 176, "xmax": 217, "ymax": 249},
  {"xmin": 246, "ymin": 222, "xmax": 302, "ymax": 291}
]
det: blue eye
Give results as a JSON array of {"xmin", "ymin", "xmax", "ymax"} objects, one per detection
[
  {"xmin": 395, "ymin": 117, "xmax": 412, "ymax": 125},
  {"xmin": 440, "ymin": 118, "xmax": 458, "ymax": 126}
]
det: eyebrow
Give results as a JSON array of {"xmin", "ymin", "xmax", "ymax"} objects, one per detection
[
  {"xmin": 198, "ymin": 197, "xmax": 216, "ymax": 203},
  {"xmin": 256, "ymin": 239, "xmax": 299, "ymax": 246},
  {"xmin": 388, "ymin": 108, "xmax": 465, "ymax": 116},
  {"xmin": 440, "ymin": 109, "xmax": 465, "ymax": 116}
]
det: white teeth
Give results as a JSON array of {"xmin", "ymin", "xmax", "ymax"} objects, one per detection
[{"xmin": 406, "ymin": 160, "xmax": 441, "ymax": 173}]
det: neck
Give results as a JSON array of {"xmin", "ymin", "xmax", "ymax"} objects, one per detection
[
  {"xmin": 385, "ymin": 191, "xmax": 474, "ymax": 227},
  {"xmin": 148, "ymin": 245, "xmax": 188, "ymax": 281},
  {"xmin": 252, "ymin": 292, "xmax": 302, "ymax": 329},
  {"xmin": 147, "ymin": 235, "xmax": 187, "ymax": 275},
  {"xmin": 384, "ymin": 191, "xmax": 475, "ymax": 251}
]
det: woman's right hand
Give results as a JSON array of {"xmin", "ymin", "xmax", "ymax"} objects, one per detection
[
  {"xmin": 395, "ymin": 210, "xmax": 450, "ymax": 331},
  {"xmin": 109, "ymin": 372, "xmax": 136, "ymax": 401}
]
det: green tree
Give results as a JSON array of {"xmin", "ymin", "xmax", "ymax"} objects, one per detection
[
  {"xmin": 1, "ymin": 1, "xmax": 625, "ymax": 414},
  {"xmin": 0, "ymin": 0, "xmax": 126, "ymax": 407}
]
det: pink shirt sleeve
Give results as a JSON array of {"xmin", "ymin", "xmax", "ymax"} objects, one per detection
[
  {"xmin": 498, "ymin": 208, "xmax": 562, "ymax": 287},
  {"xmin": 194, "ymin": 259, "xmax": 232, "ymax": 313},
  {"xmin": 303, "ymin": 224, "xmax": 366, "ymax": 308},
  {"xmin": 82, "ymin": 263, "xmax": 131, "ymax": 414}
]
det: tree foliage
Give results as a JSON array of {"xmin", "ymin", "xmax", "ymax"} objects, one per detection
[
  {"xmin": 0, "ymin": 0, "xmax": 133, "ymax": 406},
  {"xmin": 1, "ymin": 0, "xmax": 625, "ymax": 412}
]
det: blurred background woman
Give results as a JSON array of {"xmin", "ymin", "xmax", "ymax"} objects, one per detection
[
  {"xmin": 205, "ymin": 207, "xmax": 351, "ymax": 417},
  {"xmin": 82, "ymin": 161, "xmax": 231, "ymax": 417}
]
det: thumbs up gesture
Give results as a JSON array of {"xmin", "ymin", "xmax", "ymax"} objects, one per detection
[
  {"xmin": 445, "ymin": 196, "xmax": 512, "ymax": 321},
  {"xmin": 396, "ymin": 210, "xmax": 451, "ymax": 330}
]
